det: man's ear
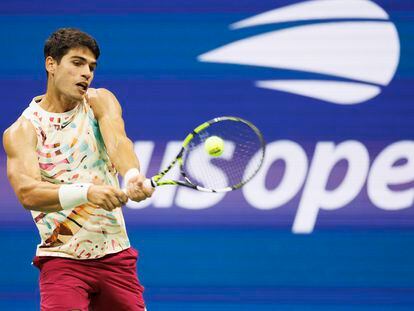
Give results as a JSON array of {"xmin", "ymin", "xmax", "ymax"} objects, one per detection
[{"xmin": 45, "ymin": 56, "xmax": 57, "ymax": 76}]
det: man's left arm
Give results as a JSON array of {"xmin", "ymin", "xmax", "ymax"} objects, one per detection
[{"xmin": 86, "ymin": 88, "xmax": 153, "ymax": 202}]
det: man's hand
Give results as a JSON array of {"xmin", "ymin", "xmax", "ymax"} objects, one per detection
[
  {"xmin": 125, "ymin": 174, "xmax": 154, "ymax": 202},
  {"xmin": 87, "ymin": 185, "xmax": 128, "ymax": 211},
  {"xmin": 85, "ymin": 88, "xmax": 106, "ymax": 119}
]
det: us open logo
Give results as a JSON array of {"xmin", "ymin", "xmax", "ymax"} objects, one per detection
[
  {"xmin": 125, "ymin": 0, "xmax": 411, "ymax": 234},
  {"xmin": 198, "ymin": 0, "xmax": 400, "ymax": 105}
]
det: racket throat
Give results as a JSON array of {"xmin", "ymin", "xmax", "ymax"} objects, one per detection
[{"xmin": 144, "ymin": 178, "xmax": 157, "ymax": 188}]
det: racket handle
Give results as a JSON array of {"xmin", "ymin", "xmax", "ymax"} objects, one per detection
[
  {"xmin": 121, "ymin": 178, "xmax": 155, "ymax": 194},
  {"xmin": 144, "ymin": 178, "xmax": 156, "ymax": 188}
]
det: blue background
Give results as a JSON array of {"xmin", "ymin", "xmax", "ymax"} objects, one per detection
[{"xmin": 0, "ymin": 1, "xmax": 413, "ymax": 310}]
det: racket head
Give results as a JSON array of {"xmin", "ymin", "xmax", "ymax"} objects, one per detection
[{"xmin": 177, "ymin": 116, "xmax": 265, "ymax": 192}]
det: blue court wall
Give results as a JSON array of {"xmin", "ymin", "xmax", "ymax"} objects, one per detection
[{"xmin": 0, "ymin": 1, "xmax": 413, "ymax": 310}]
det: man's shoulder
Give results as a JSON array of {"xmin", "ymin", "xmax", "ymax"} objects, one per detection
[
  {"xmin": 4, "ymin": 116, "xmax": 35, "ymax": 137},
  {"xmin": 3, "ymin": 117, "xmax": 37, "ymax": 153}
]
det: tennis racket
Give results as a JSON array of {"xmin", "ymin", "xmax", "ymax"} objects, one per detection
[{"xmin": 143, "ymin": 116, "xmax": 265, "ymax": 192}]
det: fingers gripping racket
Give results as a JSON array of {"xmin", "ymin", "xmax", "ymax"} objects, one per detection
[{"xmin": 144, "ymin": 116, "xmax": 265, "ymax": 193}]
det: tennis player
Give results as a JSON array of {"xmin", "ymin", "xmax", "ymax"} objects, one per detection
[{"xmin": 3, "ymin": 28, "xmax": 153, "ymax": 310}]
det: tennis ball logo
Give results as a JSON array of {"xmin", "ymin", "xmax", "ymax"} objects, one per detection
[{"xmin": 204, "ymin": 136, "xmax": 224, "ymax": 157}]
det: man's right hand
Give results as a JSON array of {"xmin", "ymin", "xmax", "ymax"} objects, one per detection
[{"xmin": 87, "ymin": 185, "xmax": 128, "ymax": 211}]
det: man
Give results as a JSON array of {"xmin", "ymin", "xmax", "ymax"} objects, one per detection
[{"xmin": 2, "ymin": 28, "xmax": 153, "ymax": 310}]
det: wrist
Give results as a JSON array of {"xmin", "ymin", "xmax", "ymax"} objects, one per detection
[
  {"xmin": 58, "ymin": 183, "xmax": 92, "ymax": 210},
  {"xmin": 124, "ymin": 168, "xmax": 140, "ymax": 185}
]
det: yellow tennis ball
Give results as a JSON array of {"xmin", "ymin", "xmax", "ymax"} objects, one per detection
[{"xmin": 204, "ymin": 136, "xmax": 224, "ymax": 157}]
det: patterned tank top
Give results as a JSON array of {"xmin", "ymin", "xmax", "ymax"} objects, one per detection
[{"xmin": 22, "ymin": 96, "xmax": 130, "ymax": 259}]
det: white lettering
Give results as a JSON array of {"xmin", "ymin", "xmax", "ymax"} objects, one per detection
[
  {"xmin": 368, "ymin": 141, "xmax": 414, "ymax": 210},
  {"xmin": 244, "ymin": 140, "xmax": 308, "ymax": 209},
  {"xmin": 125, "ymin": 139, "xmax": 413, "ymax": 234},
  {"xmin": 293, "ymin": 141, "xmax": 369, "ymax": 233}
]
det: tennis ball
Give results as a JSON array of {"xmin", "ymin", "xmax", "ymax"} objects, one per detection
[{"xmin": 204, "ymin": 136, "xmax": 224, "ymax": 157}]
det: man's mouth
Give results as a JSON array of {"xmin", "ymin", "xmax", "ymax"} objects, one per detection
[{"xmin": 76, "ymin": 82, "xmax": 88, "ymax": 92}]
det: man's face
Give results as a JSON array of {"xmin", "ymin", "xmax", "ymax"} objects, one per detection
[{"xmin": 48, "ymin": 47, "xmax": 97, "ymax": 101}]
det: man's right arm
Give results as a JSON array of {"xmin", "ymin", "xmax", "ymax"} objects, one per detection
[{"xmin": 3, "ymin": 117, "xmax": 127, "ymax": 212}]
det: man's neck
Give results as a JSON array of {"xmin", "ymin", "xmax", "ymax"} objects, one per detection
[{"xmin": 39, "ymin": 88, "xmax": 81, "ymax": 113}]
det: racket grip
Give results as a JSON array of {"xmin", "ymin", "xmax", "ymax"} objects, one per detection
[
  {"xmin": 121, "ymin": 178, "xmax": 155, "ymax": 194},
  {"xmin": 144, "ymin": 178, "xmax": 156, "ymax": 188}
]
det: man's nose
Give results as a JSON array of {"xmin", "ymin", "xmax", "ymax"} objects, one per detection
[{"xmin": 81, "ymin": 66, "xmax": 91, "ymax": 80}]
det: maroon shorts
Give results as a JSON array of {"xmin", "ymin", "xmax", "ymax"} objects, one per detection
[{"xmin": 32, "ymin": 247, "xmax": 146, "ymax": 311}]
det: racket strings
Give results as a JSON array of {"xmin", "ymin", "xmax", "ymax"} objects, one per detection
[{"xmin": 182, "ymin": 119, "xmax": 264, "ymax": 190}]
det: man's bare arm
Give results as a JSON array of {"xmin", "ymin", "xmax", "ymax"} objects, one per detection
[
  {"xmin": 86, "ymin": 88, "xmax": 153, "ymax": 201},
  {"xmin": 3, "ymin": 117, "xmax": 62, "ymax": 212},
  {"xmin": 3, "ymin": 117, "xmax": 127, "ymax": 212},
  {"xmin": 87, "ymin": 88, "xmax": 139, "ymax": 176}
]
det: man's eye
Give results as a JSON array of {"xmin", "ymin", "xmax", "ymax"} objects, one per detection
[{"xmin": 73, "ymin": 61, "xmax": 81, "ymax": 66}]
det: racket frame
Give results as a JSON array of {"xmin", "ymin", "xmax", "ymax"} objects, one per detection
[{"xmin": 148, "ymin": 116, "xmax": 265, "ymax": 193}]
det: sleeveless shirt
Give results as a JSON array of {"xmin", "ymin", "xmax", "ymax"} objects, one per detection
[{"xmin": 22, "ymin": 96, "xmax": 130, "ymax": 259}]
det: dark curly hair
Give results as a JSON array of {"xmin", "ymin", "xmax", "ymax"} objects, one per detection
[{"xmin": 44, "ymin": 28, "xmax": 100, "ymax": 63}]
